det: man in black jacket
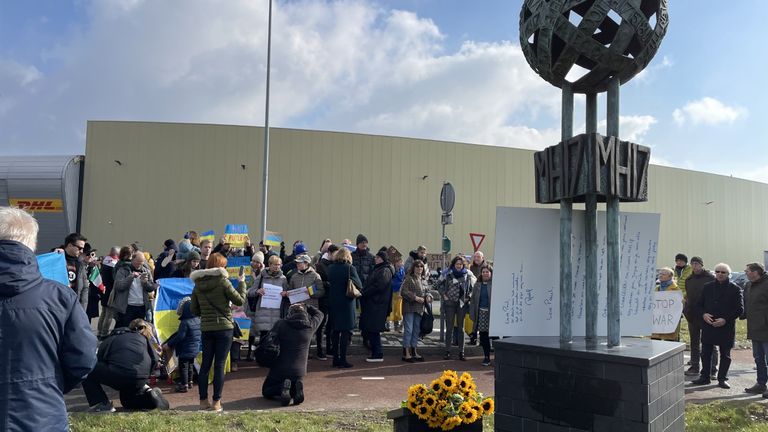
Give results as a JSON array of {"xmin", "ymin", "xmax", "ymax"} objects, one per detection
[
  {"xmin": 0, "ymin": 207, "xmax": 97, "ymax": 431},
  {"xmin": 82, "ymin": 319, "xmax": 169, "ymax": 412},
  {"xmin": 262, "ymin": 303, "xmax": 324, "ymax": 406},
  {"xmin": 683, "ymin": 256, "xmax": 718, "ymax": 377},
  {"xmin": 691, "ymin": 263, "xmax": 744, "ymax": 389},
  {"xmin": 360, "ymin": 251, "xmax": 394, "ymax": 362}
]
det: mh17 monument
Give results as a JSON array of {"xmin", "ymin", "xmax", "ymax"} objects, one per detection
[{"xmin": 492, "ymin": 1, "xmax": 684, "ymax": 431}]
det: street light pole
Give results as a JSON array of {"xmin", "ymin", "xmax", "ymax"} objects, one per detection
[{"xmin": 260, "ymin": 0, "xmax": 273, "ymax": 243}]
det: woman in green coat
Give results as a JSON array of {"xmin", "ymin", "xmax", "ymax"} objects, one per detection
[{"xmin": 190, "ymin": 253, "xmax": 246, "ymax": 412}]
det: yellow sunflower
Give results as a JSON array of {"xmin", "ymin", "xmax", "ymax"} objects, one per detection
[
  {"xmin": 427, "ymin": 415, "xmax": 443, "ymax": 429},
  {"xmin": 461, "ymin": 406, "xmax": 479, "ymax": 424},
  {"xmin": 440, "ymin": 375, "xmax": 457, "ymax": 392},
  {"xmin": 441, "ymin": 415, "xmax": 464, "ymax": 431},
  {"xmin": 424, "ymin": 394, "xmax": 437, "ymax": 407},
  {"xmin": 430, "ymin": 378, "xmax": 443, "ymax": 393},
  {"xmin": 407, "ymin": 399, "xmax": 419, "ymax": 413},
  {"xmin": 416, "ymin": 404, "xmax": 431, "ymax": 420},
  {"xmin": 481, "ymin": 398, "xmax": 495, "ymax": 414}
]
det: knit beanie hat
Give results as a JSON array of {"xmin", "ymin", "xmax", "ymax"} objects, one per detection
[
  {"xmin": 356, "ymin": 234, "xmax": 368, "ymax": 245},
  {"xmin": 375, "ymin": 250, "xmax": 389, "ymax": 262},
  {"xmin": 187, "ymin": 251, "xmax": 201, "ymax": 261},
  {"xmin": 690, "ymin": 256, "xmax": 703, "ymax": 265},
  {"xmin": 294, "ymin": 243, "xmax": 308, "ymax": 255},
  {"xmin": 251, "ymin": 251, "xmax": 265, "ymax": 264}
]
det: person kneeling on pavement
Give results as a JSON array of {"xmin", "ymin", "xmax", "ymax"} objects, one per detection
[
  {"xmin": 262, "ymin": 303, "xmax": 324, "ymax": 406},
  {"xmin": 83, "ymin": 318, "xmax": 170, "ymax": 412}
]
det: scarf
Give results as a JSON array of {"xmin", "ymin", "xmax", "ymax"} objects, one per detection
[
  {"xmin": 451, "ymin": 267, "xmax": 467, "ymax": 279},
  {"xmin": 659, "ymin": 279, "xmax": 673, "ymax": 291}
]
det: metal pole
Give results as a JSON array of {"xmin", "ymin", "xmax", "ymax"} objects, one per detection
[
  {"xmin": 606, "ymin": 77, "xmax": 621, "ymax": 347},
  {"xmin": 560, "ymin": 82, "xmax": 573, "ymax": 345},
  {"xmin": 260, "ymin": 0, "xmax": 273, "ymax": 243},
  {"xmin": 440, "ymin": 223, "xmax": 446, "ymax": 342},
  {"xmin": 585, "ymin": 93, "xmax": 598, "ymax": 348}
]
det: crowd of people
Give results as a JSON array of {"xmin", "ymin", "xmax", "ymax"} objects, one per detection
[
  {"xmin": 0, "ymin": 206, "xmax": 496, "ymax": 425},
  {"xmin": 654, "ymin": 252, "xmax": 768, "ymax": 396}
]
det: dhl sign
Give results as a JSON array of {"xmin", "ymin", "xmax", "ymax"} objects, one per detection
[{"xmin": 9, "ymin": 199, "xmax": 64, "ymax": 212}]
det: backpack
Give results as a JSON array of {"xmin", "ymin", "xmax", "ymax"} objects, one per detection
[{"xmin": 255, "ymin": 330, "xmax": 280, "ymax": 368}]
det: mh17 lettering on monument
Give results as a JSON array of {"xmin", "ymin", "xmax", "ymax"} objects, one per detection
[{"xmin": 534, "ymin": 133, "xmax": 651, "ymax": 204}]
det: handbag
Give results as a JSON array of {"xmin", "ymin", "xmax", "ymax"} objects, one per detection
[
  {"xmin": 346, "ymin": 265, "xmax": 362, "ymax": 299},
  {"xmin": 420, "ymin": 301, "xmax": 434, "ymax": 337},
  {"xmin": 201, "ymin": 292, "xmax": 243, "ymax": 338},
  {"xmin": 254, "ymin": 330, "xmax": 280, "ymax": 368}
]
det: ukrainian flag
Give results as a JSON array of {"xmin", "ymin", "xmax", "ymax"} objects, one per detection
[
  {"xmin": 200, "ymin": 230, "xmax": 215, "ymax": 244},
  {"xmin": 154, "ymin": 278, "xmax": 251, "ymax": 342}
]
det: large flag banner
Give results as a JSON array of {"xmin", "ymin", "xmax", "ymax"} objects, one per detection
[
  {"xmin": 154, "ymin": 278, "xmax": 251, "ymax": 344},
  {"xmin": 226, "ymin": 256, "xmax": 253, "ymax": 280},
  {"xmin": 223, "ymin": 224, "xmax": 249, "ymax": 247},
  {"xmin": 37, "ymin": 252, "xmax": 68, "ymax": 285}
]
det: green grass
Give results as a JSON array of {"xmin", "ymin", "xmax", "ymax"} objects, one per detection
[
  {"xmin": 69, "ymin": 401, "xmax": 768, "ymax": 432},
  {"xmin": 679, "ymin": 317, "xmax": 750, "ymax": 349},
  {"xmin": 70, "ymin": 410, "xmax": 494, "ymax": 432},
  {"xmin": 687, "ymin": 402, "xmax": 768, "ymax": 432}
]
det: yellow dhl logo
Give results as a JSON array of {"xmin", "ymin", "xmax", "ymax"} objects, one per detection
[{"xmin": 9, "ymin": 199, "xmax": 64, "ymax": 212}]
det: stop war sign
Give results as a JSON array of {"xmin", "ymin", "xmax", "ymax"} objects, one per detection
[{"xmin": 651, "ymin": 291, "xmax": 684, "ymax": 333}]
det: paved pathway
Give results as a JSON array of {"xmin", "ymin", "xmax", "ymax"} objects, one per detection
[{"xmin": 65, "ymin": 333, "xmax": 766, "ymax": 413}]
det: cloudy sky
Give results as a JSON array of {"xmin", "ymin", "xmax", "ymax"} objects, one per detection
[{"xmin": 1, "ymin": 0, "xmax": 766, "ymax": 183}]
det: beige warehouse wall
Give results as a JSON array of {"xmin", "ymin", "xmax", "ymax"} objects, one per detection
[{"xmin": 82, "ymin": 121, "xmax": 768, "ymax": 269}]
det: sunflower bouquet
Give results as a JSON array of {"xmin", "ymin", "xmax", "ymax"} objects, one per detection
[{"xmin": 402, "ymin": 370, "xmax": 494, "ymax": 431}]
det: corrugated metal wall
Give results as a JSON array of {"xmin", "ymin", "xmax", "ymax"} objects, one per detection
[
  {"xmin": 0, "ymin": 155, "xmax": 83, "ymax": 252},
  {"xmin": 82, "ymin": 121, "xmax": 768, "ymax": 268}
]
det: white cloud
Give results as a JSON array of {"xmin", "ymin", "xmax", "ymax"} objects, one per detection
[
  {"xmin": 595, "ymin": 115, "xmax": 657, "ymax": 143},
  {"xmin": 672, "ymin": 97, "xmax": 747, "ymax": 126},
  {"xmin": 633, "ymin": 55, "xmax": 672, "ymax": 83},
  {"xmin": 0, "ymin": 0, "xmax": 567, "ymax": 155}
]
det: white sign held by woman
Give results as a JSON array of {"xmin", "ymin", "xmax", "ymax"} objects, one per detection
[{"xmin": 651, "ymin": 291, "xmax": 684, "ymax": 334}]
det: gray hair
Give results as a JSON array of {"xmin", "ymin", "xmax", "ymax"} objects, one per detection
[
  {"xmin": 110, "ymin": 246, "xmax": 121, "ymax": 255},
  {"xmin": 714, "ymin": 263, "xmax": 732, "ymax": 273},
  {"xmin": 0, "ymin": 207, "xmax": 38, "ymax": 251}
]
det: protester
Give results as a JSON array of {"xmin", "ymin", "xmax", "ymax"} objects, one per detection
[
  {"xmin": 742, "ymin": 262, "xmax": 768, "ymax": 396},
  {"xmin": 287, "ymin": 254, "xmax": 325, "ymax": 352},
  {"xmin": 154, "ymin": 239, "xmax": 178, "ymax": 279},
  {"xmin": 315, "ymin": 244, "xmax": 339, "ymax": 359},
  {"xmin": 360, "ymin": 251, "xmax": 395, "ymax": 362},
  {"xmin": 172, "ymin": 250, "xmax": 201, "ymax": 278},
  {"xmin": 82, "ymin": 319, "xmax": 169, "ymax": 412},
  {"xmin": 651, "ymin": 267, "xmax": 681, "ymax": 341},
  {"xmin": 674, "ymin": 253, "xmax": 693, "ymax": 298},
  {"xmin": 311, "ymin": 238, "xmax": 332, "ymax": 267},
  {"xmin": 0, "ymin": 207, "xmax": 97, "ymax": 429},
  {"xmin": 683, "ymin": 256, "xmax": 718, "ymax": 378},
  {"xmin": 162, "ymin": 296, "xmax": 201, "ymax": 392},
  {"xmin": 250, "ymin": 255, "xmax": 290, "ymax": 339},
  {"xmin": 465, "ymin": 251, "xmax": 487, "ymax": 346},
  {"xmin": 326, "ymin": 247, "xmax": 363, "ymax": 368},
  {"xmin": 404, "ymin": 245, "xmax": 429, "ymax": 277},
  {"xmin": 262, "ymin": 303, "xmax": 325, "ymax": 406},
  {"xmin": 691, "ymin": 263, "xmax": 743, "ymax": 389},
  {"xmin": 387, "ymin": 256, "xmax": 406, "ymax": 333},
  {"xmin": 470, "ymin": 265, "xmax": 494, "ymax": 366},
  {"xmin": 199, "ymin": 239, "xmax": 213, "ymax": 269},
  {"xmin": 98, "ymin": 246, "xmax": 120, "ymax": 339},
  {"xmin": 352, "ymin": 234, "xmax": 375, "ymax": 283},
  {"xmin": 282, "ymin": 241, "xmax": 307, "ymax": 275},
  {"xmin": 190, "ymin": 253, "xmax": 247, "ymax": 412},
  {"xmin": 62, "ymin": 232, "xmax": 90, "ymax": 310},
  {"xmin": 112, "ymin": 251, "xmax": 157, "ymax": 328},
  {"xmin": 399, "ymin": 259, "xmax": 431, "ymax": 362},
  {"xmin": 84, "ymin": 243, "xmax": 103, "ymax": 321},
  {"xmin": 245, "ymin": 251, "xmax": 266, "ymax": 360},
  {"xmin": 438, "ymin": 256, "xmax": 475, "ymax": 361}
]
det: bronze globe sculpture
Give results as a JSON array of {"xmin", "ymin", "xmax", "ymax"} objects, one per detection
[{"xmin": 520, "ymin": 0, "xmax": 669, "ymax": 93}]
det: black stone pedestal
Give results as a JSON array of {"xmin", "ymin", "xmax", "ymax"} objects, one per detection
[{"xmin": 494, "ymin": 337, "xmax": 685, "ymax": 432}]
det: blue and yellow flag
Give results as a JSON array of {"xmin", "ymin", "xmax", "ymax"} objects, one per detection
[
  {"xmin": 200, "ymin": 230, "xmax": 215, "ymax": 243},
  {"xmin": 154, "ymin": 278, "xmax": 251, "ymax": 342},
  {"xmin": 37, "ymin": 252, "xmax": 68, "ymax": 285}
]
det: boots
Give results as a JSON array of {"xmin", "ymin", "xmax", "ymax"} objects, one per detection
[
  {"xmin": 411, "ymin": 347, "xmax": 424, "ymax": 362},
  {"xmin": 245, "ymin": 335, "xmax": 256, "ymax": 361},
  {"xmin": 212, "ymin": 399, "xmax": 223, "ymax": 412}
]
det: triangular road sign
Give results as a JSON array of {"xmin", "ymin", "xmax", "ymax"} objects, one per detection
[{"xmin": 469, "ymin": 233, "xmax": 486, "ymax": 252}]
